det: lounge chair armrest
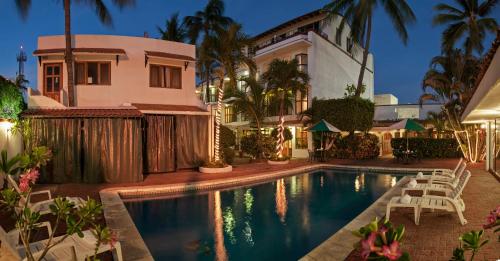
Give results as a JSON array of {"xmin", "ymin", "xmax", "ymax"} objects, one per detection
[
  {"xmin": 432, "ymin": 169, "xmax": 453, "ymax": 177},
  {"xmin": 29, "ymin": 242, "xmax": 77, "ymax": 260},
  {"xmin": 31, "ymin": 190, "xmax": 52, "ymax": 200}
]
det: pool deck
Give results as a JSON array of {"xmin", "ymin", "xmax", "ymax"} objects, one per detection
[{"xmin": 17, "ymin": 158, "xmax": 500, "ymax": 260}]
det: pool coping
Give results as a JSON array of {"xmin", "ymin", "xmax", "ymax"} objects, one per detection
[{"xmin": 99, "ymin": 164, "xmax": 438, "ymax": 261}]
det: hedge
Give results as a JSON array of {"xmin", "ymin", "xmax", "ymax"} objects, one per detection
[
  {"xmin": 391, "ymin": 138, "xmax": 461, "ymax": 158},
  {"xmin": 0, "ymin": 76, "xmax": 25, "ymax": 120},
  {"xmin": 330, "ymin": 133, "xmax": 380, "ymax": 160},
  {"xmin": 305, "ymin": 97, "xmax": 374, "ymax": 133},
  {"xmin": 220, "ymin": 125, "xmax": 236, "ymax": 148}
]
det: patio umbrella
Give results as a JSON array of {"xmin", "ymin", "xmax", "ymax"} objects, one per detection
[
  {"xmin": 387, "ymin": 119, "xmax": 426, "ymax": 151},
  {"xmin": 307, "ymin": 119, "xmax": 341, "ymax": 149}
]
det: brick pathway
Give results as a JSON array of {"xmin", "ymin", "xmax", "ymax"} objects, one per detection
[{"xmin": 15, "ymin": 158, "xmax": 500, "ymax": 260}]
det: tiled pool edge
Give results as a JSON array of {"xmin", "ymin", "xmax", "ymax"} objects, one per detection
[
  {"xmin": 100, "ymin": 164, "xmax": 433, "ymax": 261},
  {"xmin": 299, "ymin": 176, "xmax": 410, "ymax": 261}
]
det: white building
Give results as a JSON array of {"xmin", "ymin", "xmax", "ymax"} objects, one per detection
[{"xmin": 199, "ymin": 9, "xmax": 375, "ymax": 158}]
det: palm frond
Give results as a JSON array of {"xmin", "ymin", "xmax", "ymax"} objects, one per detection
[{"xmin": 15, "ymin": 0, "xmax": 31, "ymax": 20}]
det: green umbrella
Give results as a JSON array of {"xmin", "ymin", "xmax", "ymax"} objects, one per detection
[
  {"xmin": 307, "ymin": 119, "xmax": 341, "ymax": 150},
  {"xmin": 387, "ymin": 119, "xmax": 426, "ymax": 151}
]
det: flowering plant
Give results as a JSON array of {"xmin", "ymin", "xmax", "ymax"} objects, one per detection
[
  {"xmin": 483, "ymin": 205, "xmax": 500, "ymax": 241},
  {"xmin": 0, "ymin": 146, "xmax": 116, "ymax": 261},
  {"xmin": 353, "ymin": 218, "xmax": 409, "ymax": 261}
]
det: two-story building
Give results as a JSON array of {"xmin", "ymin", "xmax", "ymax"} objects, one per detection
[
  {"xmin": 198, "ymin": 9, "xmax": 375, "ymax": 158},
  {"xmin": 24, "ymin": 35, "xmax": 211, "ymax": 183}
]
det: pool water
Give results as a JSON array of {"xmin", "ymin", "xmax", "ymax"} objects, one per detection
[{"xmin": 124, "ymin": 170, "xmax": 403, "ymax": 260}]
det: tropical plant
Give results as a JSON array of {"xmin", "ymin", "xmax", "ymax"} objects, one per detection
[
  {"xmin": 353, "ymin": 218, "xmax": 409, "ymax": 260},
  {"xmin": 323, "ymin": 0, "xmax": 416, "ymax": 97},
  {"xmin": 262, "ymin": 59, "xmax": 309, "ymax": 158},
  {"xmin": 158, "ymin": 12, "xmax": 187, "ymax": 42},
  {"xmin": 206, "ymin": 23, "xmax": 255, "ymax": 163},
  {"xmin": 14, "ymin": 0, "xmax": 135, "ymax": 107},
  {"xmin": 0, "ymin": 147, "xmax": 116, "ymax": 261},
  {"xmin": 433, "ymin": 0, "xmax": 499, "ymax": 55},
  {"xmin": 224, "ymin": 77, "xmax": 268, "ymax": 154},
  {"xmin": 0, "ymin": 76, "xmax": 25, "ymax": 120},
  {"xmin": 240, "ymin": 134, "xmax": 276, "ymax": 159},
  {"xmin": 425, "ymin": 111, "xmax": 448, "ymax": 134},
  {"xmin": 420, "ymin": 49, "xmax": 484, "ymax": 162},
  {"xmin": 184, "ymin": 0, "xmax": 233, "ymax": 102}
]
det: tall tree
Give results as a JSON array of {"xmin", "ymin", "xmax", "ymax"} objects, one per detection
[
  {"xmin": 14, "ymin": 0, "xmax": 135, "ymax": 107},
  {"xmin": 420, "ymin": 49, "xmax": 484, "ymax": 162},
  {"xmin": 224, "ymin": 77, "xmax": 267, "ymax": 157},
  {"xmin": 323, "ymin": 0, "xmax": 416, "ymax": 97},
  {"xmin": 158, "ymin": 12, "xmax": 187, "ymax": 42},
  {"xmin": 433, "ymin": 0, "xmax": 499, "ymax": 55},
  {"xmin": 207, "ymin": 23, "xmax": 255, "ymax": 162},
  {"xmin": 262, "ymin": 59, "xmax": 309, "ymax": 159},
  {"xmin": 184, "ymin": 0, "xmax": 233, "ymax": 103}
]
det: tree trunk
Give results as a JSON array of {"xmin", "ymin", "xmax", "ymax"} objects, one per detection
[
  {"xmin": 355, "ymin": 14, "xmax": 372, "ymax": 97},
  {"xmin": 214, "ymin": 82, "xmax": 224, "ymax": 162},
  {"xmin": 276, "ymin": 95, "xmax": 285, "ymax": 158},
  {"xmin": 64, "ymin": 0, "xmax": 75, "ymax": 107}
]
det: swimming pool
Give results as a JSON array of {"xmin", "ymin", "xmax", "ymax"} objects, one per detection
[{"xmin": 124, "ymin": 169, "xmax": 404, "ymax": 260}]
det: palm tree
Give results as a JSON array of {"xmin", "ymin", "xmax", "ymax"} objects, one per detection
[
  {"xmin": 158, "ymin": 12, "xmax": 187, "ymax": 42},
  {"xmin": 323, "ymin": 0, "xmax": 416, "ymax": 97},
  {"xmin": 184, "ymin": 0, "xmax": 233, "ymax": 102},
  {"xmin": 426, "ymin": 111, "xmax": 447, "ymax": 137},
  {"xmin": 207, "ymin": 23, "xmax": 255, "ymax": 162},
  {"xmin": 224, "ymin": 77, "xmax": 267, "ymax": 157},
  {"xmin": 262, "ymin": 59, "xmax": 310, "ymax": 158},
  {"xmin": 433, "ymin": 0, "xmax": 499, "ymax": 55},
  {"xmin": 14, "ymin": 0, "xmax": 135, "ymax": 107},
  {"xmin": 420, "ymin": 49, "xmax": 484, "ymax": 162}
]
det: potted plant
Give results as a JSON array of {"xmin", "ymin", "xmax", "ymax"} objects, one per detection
[{"xmin": 199, "ymin": 158, "xmax": 233, "ymax": 173}]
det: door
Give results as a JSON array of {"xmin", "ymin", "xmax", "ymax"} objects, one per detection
[
  {"xmin": 43, "ymin": 63, "xmax": 62, "ymax": 102},
  {"xmin": 144, "ymin": 115, "xmax": 176, "ymax": 173},
  {"xmin": 382, "ymin": 132, "xmax": 393, "ymax": 155}
]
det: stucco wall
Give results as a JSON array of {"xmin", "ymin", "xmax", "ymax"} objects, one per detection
[
  {"xmin": 308, "ymin": 32, "xmax": 374, "ymax": 101},
  {"xmin": 374, "ymin": 104, "xmax": 443, "ymax": 121},
  {"xmin": 36, "ymin": 35, "xmax": 200, "ymax": 108},
  {"xmin": 0, "ymin": 123, "xmax": 22, "ymax": 188}
]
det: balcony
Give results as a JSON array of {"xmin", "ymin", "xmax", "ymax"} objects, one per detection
[{"xmin": 254, "ymin": 31, "xmax": 313, "ymax": 59}]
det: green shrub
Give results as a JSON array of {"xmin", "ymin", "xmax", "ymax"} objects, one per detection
[
  {"xmin": 304, "ymin": 97, "xmax": 374, "ymax": 133},
  {"xmin": 0, "ymin": 76, "xmax": 25, "ymax": 120},
  {"xmin": 222, "ymin": 147, "xmax": 235, "ymax": 164},
  {"xmin": 391, "ymin": 138, "xmax": 461, "ymax": 158},
  {"xmin": 331, "ymin": 134, "xmax": 379, "ymax": 160},
  {"xmin": 240, "ymin": 134, "xmax": 276, "ymax": 159},
  {"xmin": 270, "ymin": 127, "xmax": 293, "ymax": 141},
  {"xmin": 220, "ymin": 125, "xmax": 236, "ymax": 148}
]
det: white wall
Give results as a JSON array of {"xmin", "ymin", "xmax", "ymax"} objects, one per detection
[
  {"xmin": 36, "ymin": 35, "xmax": 201, "ymax": 108},
  {"xmin": 308, "ymin": 32, "xmax": 374, "ymax": 101},
  {"xmin": 374, "ymin": 104, "xmax": 443, "ymax": 121},
  {"xmin": 374, "ymin": 94, "xmax": 398, "ymax": 105},
  {"xmin": 0, "ymin": 123, "xmax": 23, "ymax": 188}
]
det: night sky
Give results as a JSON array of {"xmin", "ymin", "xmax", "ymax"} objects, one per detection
[{"xmin": 0, "ymin": 0, "xmax": 498, "ymax": 103}]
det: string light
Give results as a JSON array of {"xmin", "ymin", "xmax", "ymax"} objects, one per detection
[{"xmin": 214, "ymin": 85, "xmax": 225, "ymax": 162}]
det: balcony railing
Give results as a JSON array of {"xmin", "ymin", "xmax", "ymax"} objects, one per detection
[{"xmin": 254, "ymin": 29, "xmax": 328, "ymax": 53}]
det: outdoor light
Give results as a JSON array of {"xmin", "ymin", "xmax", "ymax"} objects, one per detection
[{"xmin": 0, "ymin": 120, "xmax": 14, "ymax": 132}]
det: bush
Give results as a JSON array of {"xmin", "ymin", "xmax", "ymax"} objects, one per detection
[
  {"xmin": 0, "ymin": 76, "xmax": 25, "ymax": 120},
  {"xmin": 391, "ymin": 138, "xmax": 461, "ymax": 158},
  {"xmin": 331, "ymin": 134, "xmax": 379, "ymax": 160},
  {"xmin": 271, "ymin": 127, "xmax": 293, "ymax": 141},
  {"xmin": 240, "ymin": 134, "xmax": 276, "ymax": 159},
  {"xmin": 305, "ymin": 97, "xmax": 374, "ymax": 133},
  {"xmin": 222, "ymin": 147, "xmax": 235, "ymax": 164},
  {"xmin": 220, "ymin": 125, "xmax": 236, "ymax": 148}
]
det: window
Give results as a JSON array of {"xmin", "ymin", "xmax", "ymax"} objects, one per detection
[
  {"xmin": 295, "ymin": 53, "xmax": 308, "ymax": 72},
  {"xmin": 347, "ymin": 37, "xmax": 354, "ymax": 53},
  {"xmin": 335, "ymin": 28, "xmax": 342, "ymax": 46},
  {"xmin": 225, "ymin": 106, "xmax": 236, "ymax": 123},
  {"xmin": 295, "ymin": 90, "xmax": 308, "ymax": 114},
  {"xmin": 75, "ymin": 62, "xmax": 111, "ymax": 85},
  {"xmin": 44, "ymin": 63, "xmax": 62, "ymax": 94},
  {"xmin": 149, "ymin": 64, "xmax": 182, "ymax": 89},
  {"xmin": 295, "ymin": 127, "xmax": 308, "ymax": 149}
]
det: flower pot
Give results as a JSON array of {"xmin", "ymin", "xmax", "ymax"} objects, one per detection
[
  {"xmin": 267, "ymin": 159, "xmax": 289, "ymax": 165},
  {"xmin": 199, "ymin": 165, "xmax": 233, "ymax": 173}
]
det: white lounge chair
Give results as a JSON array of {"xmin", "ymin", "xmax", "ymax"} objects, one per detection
[
  {"xmin": 415, "ymin": 159, "xmax": 466, "ymax": 182},
  {"xmin": 402, "ymin": 165, "xmax": 467, "ymax": 196},
  {"xmin": 386, "ymin": 170, "xmax": 471, "ymax": 225},
  {"xmin": 0, "ymin": 225, "xmax": 123, "ymax": 261},
  {"xmin": 6, "ymin": 175, "xmax": 86, "ymax": 215}
]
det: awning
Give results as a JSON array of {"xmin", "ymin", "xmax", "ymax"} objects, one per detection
[
  {"xmin": 33, "ymin": 48, "xmax": 126, "ymax": 56},
  {"xmin": 22, "ymin": 108, "xmax": 143, "ymax": 118},
  {"xmin": 144, "ymin": 51, "xmax": 195, "ymax": 62},
  {"xmin": 307, "ymin": 119, "xmax": 341, "ymax": 132},
  {"xmin": 132, "ymin": 103, "xmax": 209, "ymax": 115}
]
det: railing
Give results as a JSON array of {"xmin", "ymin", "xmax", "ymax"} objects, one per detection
[{"xmin": 254, "ymin": 29, "xmax": 327, "ymax": 53}]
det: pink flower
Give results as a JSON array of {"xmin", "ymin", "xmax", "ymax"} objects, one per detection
[
  {"xmin": 360, "ymin": 232, "xmax": 377, "ymax": 260},
  {"xmin": 107, "ymin": 231, "xmax": 118, "ymax": 249},
  {"xmin": 381, "ymin": 241, "xmax": 402, "ymax": 260},
  {"xmin": 483, "ymin": 211, "xmax": 498, "ymax": 229},
  {"xmin": 18, "ymin": 178, "xmax": 30, "ymax": 193},
  {"xmin": 18, "ymin": 169, "xmax": 40, "ymax": 193},
  {"xmin": 25, "ymin": 169, "xmax": 40, "ymax": 183}
]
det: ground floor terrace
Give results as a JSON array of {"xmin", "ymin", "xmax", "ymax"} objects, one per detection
[{"xmin": 2, "ymin": 158, "xmax": 499, "ymax": 260}]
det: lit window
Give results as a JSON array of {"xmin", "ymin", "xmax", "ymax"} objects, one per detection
[
  {"xmin": 295, "ymin": 90, "xmax": 308, "ymax": 114},
  {"xmin": 295, "ymin": 127, "xmax": 308, "ymax": 149},
  {"xmin": 225, "ymin": 106, "xmax": 236, "ymax": 123},
  {"xmin": 149, "ymin": 64, "xmax": 182, "ymax": 89},
  {"xmin": 75, "ymin": 62, "xmax": 111, "ymax": 85}
]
